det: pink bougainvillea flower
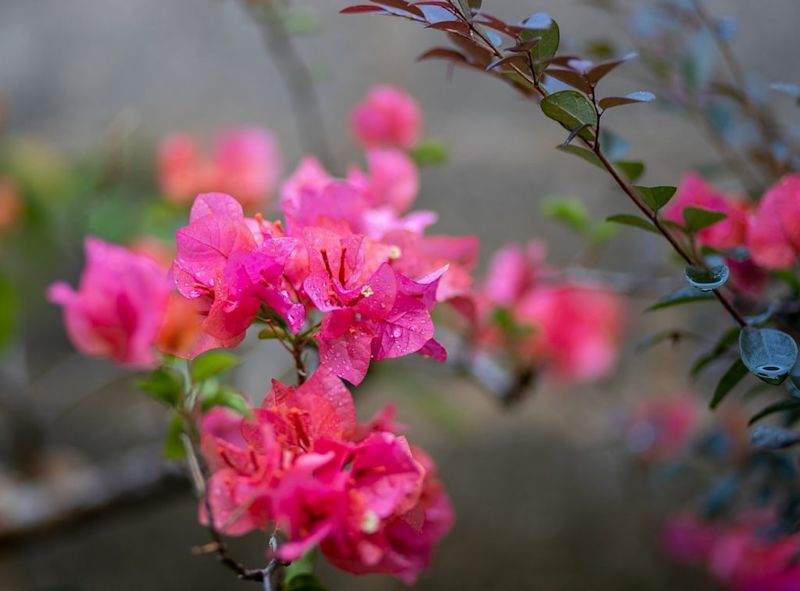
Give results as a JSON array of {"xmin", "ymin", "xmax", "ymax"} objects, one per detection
[
  {"xmin": 199, "ymin": 367, "xmax": 453, "ymax": 581},
  {"xmin": 747, "ymin": 174, "xmax": 800, "ymax": 269},
  {"xmin": 348, "ymin": 148, "xmax": 420, "ymax": 214},
  {"xmin": 709, "ymin": 528, "xmax": 800, "ymax": 591},
  {"xmin": 515, "ymin": 283, "xmax": 625, "ymax": 383},
  {"xmin": 663, "ymin": 173, "xmax": 749, "ymax": 251},
  {"xmin": 157, "ymin": 128, "xmax": 282, "ymax": 207},
  {"xmin": 626, "ymin": 395, "xmax": 699, "ymax": 461},
  {"xmin": 157, "ymin": 133, "xmax": 215, "ymax": 204},
  {"xmin": 661, "ymin": 514, "xmax": 723, "ymax": 566},
  {"xmin": 280, "ymin": 156, "xmax": 334, "ymax": 217},
  {"xmin": 172, "ymin": 193, "xmax": 304, "ymax": 348},
  {"xmin": 350, "ymin": 85, "xmax": 422, "ymax": 150},
  {"xmin": 322, "ymin": 443, "xmax": 454, "ymax": 584},
  {"xmin": 483, "ymin": 241, "xmax": 548, "ymax": 307},
  {"xmin": 302, "ymin": 230, "xmax": 443, "ymax": 384},
  {"xmin": 212, "ymin": 128, "xmax": 282, "ymax": 207},
  {"xmin": 48, "ymin": 237, "xmax": 170, "ymax": 368}
]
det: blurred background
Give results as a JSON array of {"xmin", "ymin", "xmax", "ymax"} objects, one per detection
[{"xmin": 1, "ymin": 0, "xmax": 799, "ymax": 589}]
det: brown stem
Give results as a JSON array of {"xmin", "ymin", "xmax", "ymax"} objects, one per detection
[
  {"xmin": 591, "ymin": 146, "xmax": 747, "ymax": 327},
  {"xmin": 243, "ymin": 1, "xmax": 337, "ymax": 171}
]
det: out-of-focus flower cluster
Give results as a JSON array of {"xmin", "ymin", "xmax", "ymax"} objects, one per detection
[
  {"xmin": 471, "ymin": 240, "xmax": 626, "ymax": 384},
  {"xmin": 663, "ymin": 172, "xmax": 800, "ymax": 296}
]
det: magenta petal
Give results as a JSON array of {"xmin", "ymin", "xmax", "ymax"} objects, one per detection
[
  {"xmin": 372, "ymin": 295, "xmax": 434, "ymax": 360},
  {"xmin": 190, "ymin": 192, "xmax": 246, "ymax": 223},
  {"xmin": 417, "ymin": 338, "xmax": 447, "ymax": 362},
  {"xmin": 318, "ymin": 310, "xmax": 374, "ymax": 385}
]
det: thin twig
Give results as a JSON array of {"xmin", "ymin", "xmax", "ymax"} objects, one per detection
[{"xmin": 242, "ymin": 0, "xmax": 337, "ymax": 171}]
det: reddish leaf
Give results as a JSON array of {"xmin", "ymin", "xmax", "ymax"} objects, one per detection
[
  {"xmin": 485, "ymin": 54, "xmax": 528, "ymax": 72},
  {"xmin": 425, "ymin": 19, "xmax": 472, "ymax": 35},
  {"xmin": 372, "ymin": 0, "xmax": 425, "ymax": 18},
  {"xmin": 417, "ymin": 47, "xmax": 470, "ymax": 64},
  {"xmin": 598, "ymin": 91, "xmax": 656, "ymax": 109},
  {"xmin": 586, "ymin": 53, "xmax": 637, "ymax": 85},
  {"xmin": 340, "ymin": 5, "xmax": 386, "ymax": 13},
  {"xmin": 546, "ymin": 68, "xmax": 592, "ymax": 93}
]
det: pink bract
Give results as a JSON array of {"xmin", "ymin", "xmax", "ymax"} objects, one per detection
[
  {"xmin": 48, "ymin": 237, "xmax": 170, "ymax": 368},
  {"xmin": 350, "ymin": 85, "xmax": 422, "ymax": 150}
]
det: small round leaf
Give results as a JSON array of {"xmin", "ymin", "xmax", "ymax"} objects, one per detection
[
  {"xmin": 684, "ymin": 263, "xmax": 730, "ymax": 291},
  {"xmin": 739, "ymin": 327, "xmax": 799, "ymax": 385}
]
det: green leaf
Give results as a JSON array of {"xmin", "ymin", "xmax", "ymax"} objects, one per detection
[
  {"xmin": 540, "ymin": 90, "xmax": 597, "ymax": 141},
  {"xmin": 285, "ymin": 549, "xmax": 317, "ymax": 583},
  {"xmin": 749, "ymin": 399, "xmax": 800, "ymax": 425},
  {"xmin": 521, "ymin": 14, "xmax": 559, "ymax": 76},
  {"xmin": 690, "ymin": 327, "xmax": 740, "ymax": 378},
  {"xmin": 635, "ymin": 329, "xmax": 701, "ymax": 353},
  {"xmin": 555, "ymin": 144, "xmax": 602, "ymax": 168},
  {"xmin": 739, "ymin": 327, "xmax": 799, "ymax": 385},
  {"xmin": 164, "ymin": 413, "xmax": 186, "ymax": 460},
  {"xmin": 635, "ymin": 185, "xmax": 676, "ymax": 212},
  {"xmin": 191, "ymin": 350, "xmax": 240, "ymax": 383},
  {"xmin": 285, "ymin": 574, "xmax": 328, "ymax": 591},
  {"xmin": 0, "ymin": 274, "xmax": 19, "ymax": 351},
  {"xmin": 710, "ymin": 359, "xmax": 748, "ymax": 409},
  {"xmin": 684, "ymin": 263, "xmax": 730, "ymax": 291},
  {"xmin": 647, "ymin": 287, "xmax": 715, "ymax": 311},
  {"xmin": 201, "ymin": 386, "xmax": 251, "ymax": 417},
  {"xmin": 137, "ymin": 367, "xmax": 184, "ymax": 407},
  {"xmin": 682, "ymin": 206, "xmax": 727, "ymax": 234},
  {"xmin": 541, "ymin": 196, "xmax": 590, "ymax": 235},
  {"xmin": 606, "ymin": 213, "xmax": 659, "ymax": 235},
  {"xmin": 614, "ymin": 160, "xmax": 645, "ymax": 182},
  {"xmin": 409, "ymin": 139, "xmax": 449, "ymax": 166}
]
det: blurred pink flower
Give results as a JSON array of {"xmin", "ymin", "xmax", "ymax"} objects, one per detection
[
  {"xmin": 626, "ymin": 395, "xmax": 699, "ymax": 461},
  {"xmin": 515, "ymin": 283, "xmax": 625, "ymax": 383},
  {"xmin": 663, "ymin": 173, "xmax": 749, "ymax": 251},
  {"xmin": 348, "ymin": 148, "xmax": 420, "ymax": 214},
  {"xmin": 350, "ymin": 85, "xmax": 422, "ymax": 150},
  {"xmin": 48, "ymin": 237, "xmax": 170, "ymax": 368},
  {"xmin": 157, "ymin": 128, "xmax": 282, "ymax": 208},
  {"xmin": 747, "ymin": 174, "xmax": 800, "ymax": 269}
]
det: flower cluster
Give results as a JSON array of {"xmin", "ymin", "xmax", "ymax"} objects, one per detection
[
  {"xmin": 158, "ymin": 128, "xmax": 282, "ymax": 207},
  {"xmin": 663, "ymin": 512, "xmax": 800, "ymax": 591},
  {"xmin": 663, "ymin": 173, "xmax": 800, "ymax": 294},
  {"xmin": 472, "ymin": 240, "xmax": 625, "ymax": 383},
  {"xmin": 200, "ymin": 367, "xmax": 453, "ymax": 583}
]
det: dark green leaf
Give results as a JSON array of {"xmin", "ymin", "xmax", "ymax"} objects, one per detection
[
  {"xmin": 191, "ymin": 350, "xmax": 240, "ymax": 383},
  {"xmin": 647, "ymin": 287, "xmax": 715, "ymax": 311},
  {"xmin": 540, "ymin": 90, "xmax": 596, "ymax": 141},
  {"xmin": 137, "ymin": 367, "xmax": 183, "ymax": 407},
  {"xmin": 749, "ymin": 399, "xmax": 800, "ymax": 425},
  {"xmin": 285, "ymin": 574, "xmax": 328, "ymax": 591},
  {"xmin": 684, "ymin": 263, "xmax": 730, "ymax": 291},
  {"xmin": 682, "ymin": 206, "xmax": 727, "ymax": 233},
  {"xmin": 710, "ymin": 359, "xmax": 748, "ymax": 409},
  {"xmin": 635, "ymin": 185, "xmax": 676, "ymax": 212},
  {"xmin": 409, "ymin": 139, "xmax": 449, "ymax": 166},
  {"xmin": 751, "ymin": 425, "xmax": 800, "ymax": 450},
  {"xmin": 201, "ymin": 386, "xmax": 251, "ymax": 417},
  {"xmin": 164, "ymin": 413, "xmax": 186, "ymax": 460},
  {"xmin": 555, "ymin": 144, "xmax": 602, "ymax": 168},
  {"xmin": 690, "ymin": 327, "xmax": 740, "ymax": 378},
  {"xmin": 739, "ymin": 327, "xmax": 799, "ymax": 385},
  {"xmin": 521, "ymin": 14, "xmax": 559, "ymax": 76},
  {"xmin": 0, "ymin": 274, "xmax": 18, "ymax": 350},
  {"xmin": 614, "ymin": 160, "xmax": 645, "ymax": 182},
  {"xmin": 606, "ymin": 213, "xmax": 659, "ymax": 235}
]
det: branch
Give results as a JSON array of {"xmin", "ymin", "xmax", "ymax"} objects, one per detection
[{"xmin": 242, "ymin": 0, "xmax": 337, "ymax": 172}]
